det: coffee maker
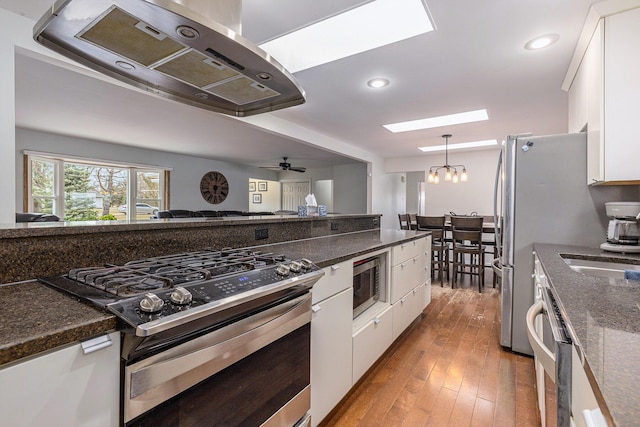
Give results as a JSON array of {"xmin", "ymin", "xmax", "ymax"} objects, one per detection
[{"xmin": 600, "ymin": 202, "xmax": 640, "ymax": 253}]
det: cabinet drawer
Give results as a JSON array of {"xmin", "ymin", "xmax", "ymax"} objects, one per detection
[
  {"xmin": 392, "ymin": 285, "xmax": 423, "ymax": 340},
  {"xmin": 391, "ymin": 253, "xmax": 426, "ymax": 303},
  {"xmin": 352, "ymin": 305, "xmax": 393, "ymax": 384},
  {"xmin": 392, "ymin": 238, "xmax": 426, "ymax": 266},
  {"xmin": 311, "ymin": 260, "xmax": 353, "ymax": 304}
]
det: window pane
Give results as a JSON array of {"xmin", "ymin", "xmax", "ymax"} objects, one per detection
[
  {"xmin": 31, "ymin": 159, "xmax": 56, "ymax": 214},
  {"xmin": 31, "ymin": 159, "xmax": 54, "ymax": 197},
  {"xmin": 136, "ymin": 171, "xmax": 161, "ymax": 219},
  {"xmin": 91, "ymin": 167, "xmax": 128, "ymax": 220},
  {"xmin": 64, "ymin": 163, "xmax": 100, "ymax": 221},
  {"xmin": 33, "ymin": 197, "xmax": 54, "ymax": 214}
]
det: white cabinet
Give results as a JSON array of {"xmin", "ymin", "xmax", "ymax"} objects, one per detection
[
  {"xmin": 391, "ymin": 253, "xmax": 426, "ymax": 303},
  {"xmin": 392, "ymin": 283, "xmax": 425, "ymax": 340},
  {"xmin": 391, "ymin": 236, "xmax": 429, "ymax": 303},
  {"xmin": 572, "ymin": 8, "xmax": 640, "ymax": 184},
  {"xmin": 0, "ymin": 332, "xmax": 120, "ymax": 427},
  {"xmin": 352, "ymin": 304, "xmax": 393, "ymax": 383},
  {"xmin": 310, "ymin": 288, "xmax": 353, "ymax": 427}
]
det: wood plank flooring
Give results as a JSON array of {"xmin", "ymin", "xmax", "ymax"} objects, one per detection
[{"xmin": 319, "ymin": 275, "xmax": 541, "ymax": 427}]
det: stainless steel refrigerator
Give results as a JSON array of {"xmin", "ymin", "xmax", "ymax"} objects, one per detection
[{"xmin": 495, "ymin": 132, "xmax": 606, "ymax": 355}]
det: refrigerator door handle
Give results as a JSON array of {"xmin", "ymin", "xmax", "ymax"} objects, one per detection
[{"xmin": 493, "ymin": 149, "xmax": 503, "ymax": 257}]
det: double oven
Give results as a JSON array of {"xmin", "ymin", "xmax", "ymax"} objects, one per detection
[{"xmin": 41, "ymin": 248, "xmax": 324, "ymax": 426}]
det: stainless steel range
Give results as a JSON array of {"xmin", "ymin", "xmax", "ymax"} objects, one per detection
[{"xmin": 41, "ymin": 248, "xmax": 324, "ymax": 427}]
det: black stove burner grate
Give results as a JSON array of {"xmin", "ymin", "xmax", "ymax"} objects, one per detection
[{"xmin": 65, "ymin": 249, "xmax": 287, "ymax": 297}]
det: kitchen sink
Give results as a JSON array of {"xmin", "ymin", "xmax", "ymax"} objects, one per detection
[{"xmin": 561, "ymin": 255, "xmax": 640, "ymax": 279}]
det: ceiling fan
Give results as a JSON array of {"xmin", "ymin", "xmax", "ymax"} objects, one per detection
[{"xmin": 260, "ymin": 157, "xmax": 307, "ymax": 173}]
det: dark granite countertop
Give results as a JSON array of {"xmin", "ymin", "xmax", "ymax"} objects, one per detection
[
  {"xmin": 250, "ymin": 228, "xmax": 429, "ymax": 268},
  {"xmin": 0, "ymin": 214, "xmax": 380, "ymax": 239},
  {"xmin": 533, "ymin": 243, "xmax": 640, "ymax": 427},
  {"xmin": 0, "ymin": 229, "xmax": 426, "ymax": 368},
  {"xmin": 0, "ymin": 281, "xmax": 117, "ymax": 367}
]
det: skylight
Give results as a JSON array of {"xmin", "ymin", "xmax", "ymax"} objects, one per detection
[
  {"xmin": 259, "ymin": 0, "xmax": 435, "ymax": 73},
  {"xmin": 418, "ymin": 139, "xmax": 498, "ymax": 152},
  {"xmin": 384, "ymin": 109, "xmax": 489, "ymax": 133}
]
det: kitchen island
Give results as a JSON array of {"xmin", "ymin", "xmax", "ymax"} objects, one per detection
[
  {"xmin": 0, "ymin": 228, "xmax": 425, "ymax": 367},
  {"xmin": 533, "ymin": 243, "xmax": 640, "ymax": 427}
]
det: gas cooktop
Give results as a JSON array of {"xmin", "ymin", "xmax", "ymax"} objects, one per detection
[{"xmin": 40, "ymin": 248, "xmax": 324, "ymax": 337}]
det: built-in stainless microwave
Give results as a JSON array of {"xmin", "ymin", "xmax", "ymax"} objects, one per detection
[{"xmin": 353, "ymin": 255, "xmax": 383, "ymax": 318}]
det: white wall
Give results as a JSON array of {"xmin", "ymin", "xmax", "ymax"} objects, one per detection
[
  {"xmin": 333, "ymin": 163, "xmax": 367, "ymax": 214},
  {"xmin": 248, "ymin": 178, "xmax": 280, "ymax": 212},
  {"xmin": 386, "ymin": 148, "xmax": 501, "ymax": 217},
  {"xmin": 279, "ymin": 163, "xmax": 368, "ymax": 214},
  {"xmin": 16, "ymin": 128, "xmax": 279, "ymax": 212}
]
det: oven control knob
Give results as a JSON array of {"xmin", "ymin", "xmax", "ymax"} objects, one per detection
[
  {"xmin": 276, "ymin": 264, "xmax": 290, "ymax": 276},
  {"xmin": 170, "ymin": 286, "xmax": 193, "ymax": 305},
  {"xmin": 139, "ymin": 293, "xmax": 164, "ymax": 313},
  {"xmin": 289, "ymin": 261, "xmax": 302, "ymax": 273},
  {"xmin": 299, "ymin": 258, "xmax": 313, "ymax": 270}
]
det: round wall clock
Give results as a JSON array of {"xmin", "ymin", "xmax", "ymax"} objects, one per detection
[{"xmin": 200, "ymin": 171, "xmax": 229, "ymax": 204}]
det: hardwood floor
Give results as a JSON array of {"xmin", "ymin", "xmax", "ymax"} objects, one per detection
[{"xmin": 319, "ymin": 274, "xmax": 541, "ymax": 427}]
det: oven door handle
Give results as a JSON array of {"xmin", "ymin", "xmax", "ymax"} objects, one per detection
[
  {"xmin": 126, "ymin": 293, "xmax": 311, "ymax": 403},
  {"xmin": 526, "ymin": 300, "xmax": 556, "ymax": 380}
]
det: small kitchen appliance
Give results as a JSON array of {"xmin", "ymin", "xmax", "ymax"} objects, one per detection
[
  {"xmin": 601, "ymin": 202, "xmax": 640, "ymax": 253},
  {"xmin": 40, "ymin": 247, "xmax": 324, "ymax": 426}
]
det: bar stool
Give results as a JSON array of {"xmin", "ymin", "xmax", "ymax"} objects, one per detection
[
  {"xmin": 451, "ymin": 216, "xmax": 486, "ymax": 292},
  {"xmin": 416, "ymin": 215, "xmax": 450, "ymax": 286}
]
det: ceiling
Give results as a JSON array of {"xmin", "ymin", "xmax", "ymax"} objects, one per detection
[{"xmin": 2, "ymin": 0, "xmax": 594, "ymax": 170}]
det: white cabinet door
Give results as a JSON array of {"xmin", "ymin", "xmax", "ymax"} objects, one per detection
[
  {"xmin": 602, "ymin": 8, "xmax": 640, "ymax": 182},
  {"xmin": 586, "ymin": 20, "xmax": 604, "ymax": 184},
  {"xmin": 311, "ymin": 260, "xmax": 352, "ymax": 304},
  {"xmin": 0, "ymin": 332, "xmax": 120, "ymax": 427},
  {"xmin": 311, "ymin": 288, "xmax": 353, "ymax": 427},
  {"xmin": 392, "ymin": 285, "xmax": 423, "ymax": 340},
  {"xmin": 352, "ymin": 305, "xmax": 393, "ymax": 384}
]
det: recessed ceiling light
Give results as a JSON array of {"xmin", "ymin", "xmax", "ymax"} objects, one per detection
[
  {"xmin": 524, "ymin": 34, "xmax": 559, "ymax": 50},
  {"xmin": 367, "ymin": 78, "xmax": 389, "ymax": 88},
  {"xmin": 418, "ymin": 139, "xmax": 498, "ymax": 152},
  {"xmin": 259, "ymin": 0, "xmax": 435, "ymax": 73},
  {"xmin": 383, "ymin": 109, "xmax": 489, "ymax": 133}
]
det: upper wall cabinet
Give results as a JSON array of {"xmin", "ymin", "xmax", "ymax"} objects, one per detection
[{"xmin": 568, "ymin": 7, "xmax": 640, "ymax": 185}]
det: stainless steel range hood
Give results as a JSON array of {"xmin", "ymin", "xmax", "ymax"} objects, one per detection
[{"xmin": 33, "ymin": 0, "xmax": 305, "ymax": 116}]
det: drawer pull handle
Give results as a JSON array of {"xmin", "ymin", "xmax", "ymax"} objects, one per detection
[
  {"xmin": 374, "ymin": 317, "xmax": 381, "ymax": 325},
  {"xmin": 401, "ymin": 298, "xmax": 406, "ymax": 304},
  {"xmin": 81, "ymin": 334, "xmax": 112, "ymax": 355},
  {"xmin": 331, "ymin": 265, "xmax": 340, "ymax": 271},
  {"xmin": 312, "ymin": 304, "xmax": 322, "ymax": 313}
]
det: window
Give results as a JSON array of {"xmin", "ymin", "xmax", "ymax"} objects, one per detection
[{"xmin": 25, "ymin": 153, "xmax": 169, "ymax": 221}]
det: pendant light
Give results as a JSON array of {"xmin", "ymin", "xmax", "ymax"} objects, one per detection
[{"xmin": 427, "ymin": 134, "xmax": 468, "ymax": 184}]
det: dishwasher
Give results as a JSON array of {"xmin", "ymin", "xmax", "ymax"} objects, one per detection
[{"xmin": 527, "ymin": 253, "xmax": 572, "ymax": 427}]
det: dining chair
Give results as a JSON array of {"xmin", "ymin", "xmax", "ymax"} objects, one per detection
[
  {"xmin": 416, "ymin": 215, "xmax": 450, "ymax": 286},
  {"xmin": 408, "ymin": 213, "xmax": 418, "ymax": 230},
  {"xmin": 398, "ymin": 213, "xmax": 410, "ymax": 230},
  {"xmin": 451, "ymin": 216, "xmax": 486, "ymax": 292}
]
